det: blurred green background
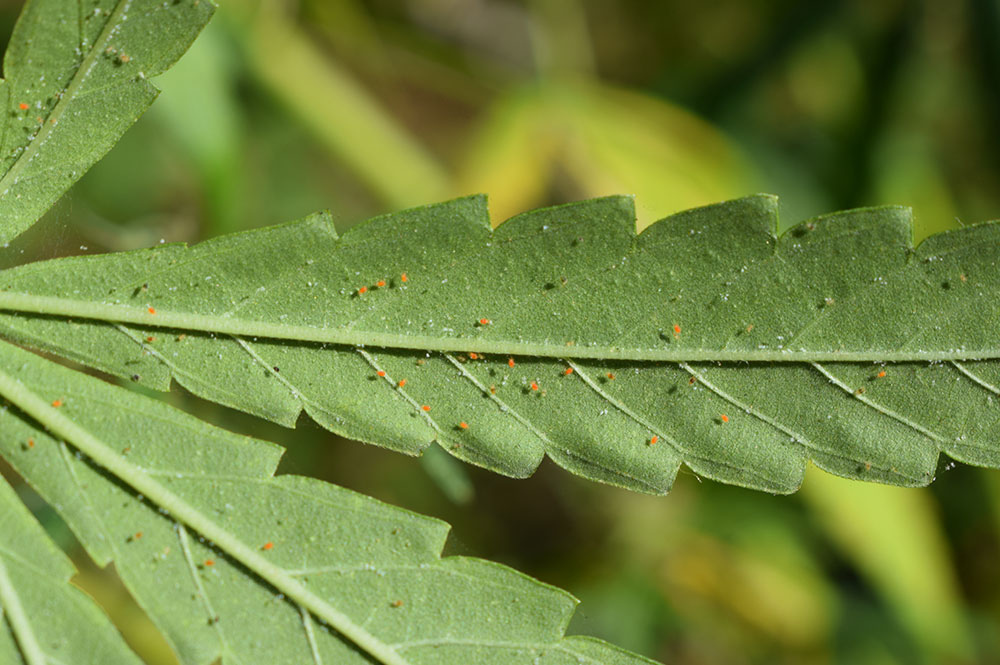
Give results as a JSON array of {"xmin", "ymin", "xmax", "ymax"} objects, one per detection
[{"xmin": 2, "ymin": 0, "xmax": 1000, "ymax": 663}]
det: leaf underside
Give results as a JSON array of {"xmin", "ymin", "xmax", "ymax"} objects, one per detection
[
  {"xmin": 0, "ymin": 194, "xmax": 997, "ymax": 493},
  {"xmin": 0, "ymin": 475, "xmax": 142, "ymax": 665},
  {"xmin": 0, "ymin": 0, "xmax": 215, "ymax": 247},
  {"xmin": 0, "ymin": 339, "xmax": 654, "ymax": 665}
]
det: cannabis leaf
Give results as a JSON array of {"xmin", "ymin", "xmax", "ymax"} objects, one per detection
[
  {"xmin": 0, "ymin": 475, "xmax": 142, "ymax": 665},
  {"xmin": 0, "ymin": 0, "xmax": 214, "ymax": 246},
  {"xmin": 0, "ymin": 339, "xmax": 655, "ymax": 665},
  {"xmin": 0, "ymin": 194, "xmax": 996, "ymax": 493}
]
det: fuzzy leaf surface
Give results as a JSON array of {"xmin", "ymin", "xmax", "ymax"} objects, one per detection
[
  {"xmin": 0, "ymin": 195, "xmax": 998, "ymax": 493},
  {"xmin": 0, "ymin": 475, "xmax": 142, "ymax": 665},
  {"xmin": 0, "ymin": 0, "xmax": 215, "ymax": 246},
  {"xmin": 0, "ymin": 340, "xmax": 655, "ymax": 665}
]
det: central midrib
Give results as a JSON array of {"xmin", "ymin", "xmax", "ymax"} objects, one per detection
[{"xmin": 0, "ymin": 291, "xmax": 994, "ymax": 362}]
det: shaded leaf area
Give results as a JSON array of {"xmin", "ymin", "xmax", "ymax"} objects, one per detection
[
  {"xmin": 0, "ymin": 195, "xmax": 998, "ymax": 360},
  {"xmin": 0, "ymin": 0, "xmax": 215, "ymax": 246},
  {"xmin": 0, "ymin": 196, "xmax": 998, "ymax": 492},
  {"xmin": 0, "ymin": 475, "xmax": 142, "ymax": 665},
  {"xmin": 0, "ymin": 340, "xmax": 657, "ymax": 665}
]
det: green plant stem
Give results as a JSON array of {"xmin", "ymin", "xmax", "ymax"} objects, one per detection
[
  {"xmin": 0, "ymin": 362, "xmax": 410, "ymax": 665},
  {"xmin": 231, "ymin": 0, "xmax": 451, "ymax": 209}
]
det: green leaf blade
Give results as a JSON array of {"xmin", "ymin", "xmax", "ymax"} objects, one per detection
[
  {"xmin": 0, "ymin": 476, "xmax": 143, "ymax": 665},
  {"xmin": 0, "ymin": 195, "xmax": 997, "ymax": 360},
  {"xmin": 0, "ymin": 0, "xmax": 215, "ymax": 246},
  {"xmin": 0, "ymin": 339, "xmax": 654, "ymax": 665},
  {"xmin": 1, "ymin": 195, "xmax": 999, "ymax": 494}
]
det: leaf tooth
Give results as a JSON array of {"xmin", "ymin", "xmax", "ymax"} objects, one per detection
[{"xmin": 495, "ymin": 195, "xmax": 637, "ymax": 241}]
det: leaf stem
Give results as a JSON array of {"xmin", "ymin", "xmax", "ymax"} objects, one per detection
[{"xmin": 0, "ymin": 358, "xmax": 410, "ymax": 665}]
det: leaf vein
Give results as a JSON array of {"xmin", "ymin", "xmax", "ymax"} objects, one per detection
[
  {"xmin": 810, "ymin": 362, "xmax": 947, "ymax": 445},
  {"xmin": 950, "ymin": 360, "xmax": 1000, "ymax": 396},
  {"xmin": 175, "ymin": 523, "xmax": 241, "ymax": 663}
]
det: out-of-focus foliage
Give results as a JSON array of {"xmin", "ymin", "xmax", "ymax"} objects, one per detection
[{"xmin": 1, "ymin": 1, "xmax": 998, "ymax": 664}]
